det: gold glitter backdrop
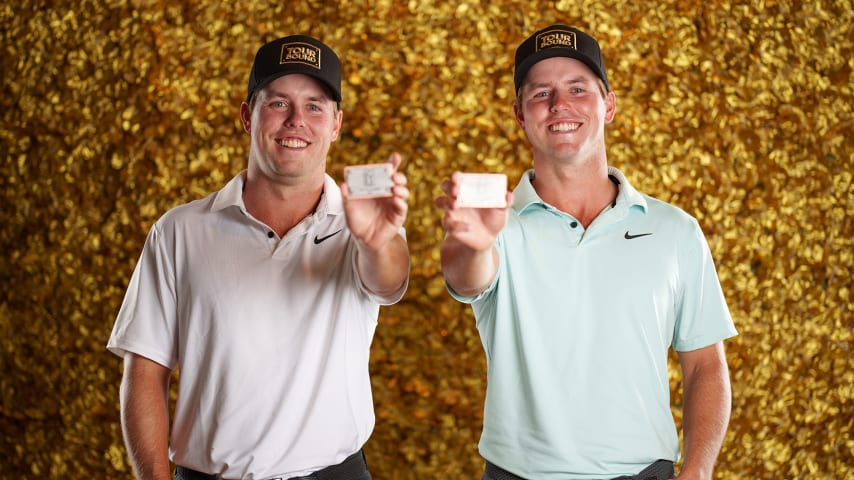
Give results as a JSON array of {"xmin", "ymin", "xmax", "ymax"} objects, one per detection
[{"xmin": 1, "ymin": 0, "xmax": 851, "ymax": 478}]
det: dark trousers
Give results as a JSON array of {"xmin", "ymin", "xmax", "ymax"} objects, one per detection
[
  {"xmin": 482, "ymin": 459, "xmax": 674, "ymax": 480},
  {"xmin": 175, "ymin": 449, "xmax": 371, "ymax": 480}
]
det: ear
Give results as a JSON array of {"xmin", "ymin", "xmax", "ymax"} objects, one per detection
[
  {"xmin": 513, "ymin": 100, "xmax": 525, "ymax": 130},
  {"xmin": 331, "ymin": 108, "xmax": 343, "ymax": 141},
  {"xmin": 604, "ymin": 91, "xmax": 617, "ymax": 124},
  {"xmin": 240, "ymin": 101, "xmax": 252, "ymax": 133}
]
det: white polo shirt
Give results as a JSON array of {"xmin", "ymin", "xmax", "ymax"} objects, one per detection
[
  {"xmin": 451, "ymin": 168, "xmax": 737, "ymax": 479},
  {"xmin": 108, "ymin": 171, "xmax": 407, "ymax": 479}
]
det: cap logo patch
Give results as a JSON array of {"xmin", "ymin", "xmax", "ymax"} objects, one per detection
[
  {"xmin": 280, "ymin": 42, "xmax": 321, "ymax": 70},
  {"xmin": 536, "ymin": 30, "xmax": 576, "ymax": 51}
]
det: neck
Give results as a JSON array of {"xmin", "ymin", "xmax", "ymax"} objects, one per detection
[
  {"xmin": 242, "ymin": 172, "xmax": 324, "ymax": 237},
  {"xmin": 531, "ymin": 159, "xmax": 616, "ymax": 228}
]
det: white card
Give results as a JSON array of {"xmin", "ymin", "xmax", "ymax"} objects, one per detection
[
  {"xmin": 345, "ymin": 163, "xmax": 394, "ymax": 198},
  {"xmin": 457, "ymin": 173, "xmax": 507, "ymax": 208}
]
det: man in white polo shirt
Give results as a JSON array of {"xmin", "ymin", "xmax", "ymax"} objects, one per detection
[
  {"xmin": 436, "ymin": 25, "xmax": 737, "ymax": 480},
  {"xmin": 108, "ymin": 34, "xmax": 410, "ymax": 480}
]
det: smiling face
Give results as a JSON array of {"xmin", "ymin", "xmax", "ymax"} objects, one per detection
[
  {"xmin": 241, "ymin": 73, "xmax": 343, "ymax": 186},
  {"xmin": 514, "ymin": 56, "xmax": 616, "ymax": 168}
]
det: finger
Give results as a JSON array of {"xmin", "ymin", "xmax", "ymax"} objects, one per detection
[
  {"xmin": 439, "ymin": 177, "xmax": 460, "ymax": 197},
  {"xmin": 392, "ymin": 185, "xmax": 410, "ymax": 202},
  {"xmin": 390, "ymin": 195, "xmax": 409, "ymax": 216},
  {"xmin": 448, "ymin": 172, "xmax": 463, "ymax": 197},
  {"xmin": 435, "ymin": 193, "xmax": 460, "ymax": 212},
  {"xmin": 387, "ymin": 152, "xmax": 402, "ymax": 171},
  {"xmin": 442, "ymin": 218, "xmax": 471, "ymax": 235},
  {"xmin": 435, "ymin": 195, "xmax": 449, "ymax": 210},
  {"xmin": 392, "ymin": 171, "xmax": 408, "ymax": 187}
]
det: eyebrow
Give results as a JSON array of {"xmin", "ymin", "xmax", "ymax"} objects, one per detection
[
  {"xmin": 528, "ymin": 76, "xmax": 591, "ymax": 90},
  {"xmin": 265, "ymin": 90, "xmax": 332, "ymax": 103}
]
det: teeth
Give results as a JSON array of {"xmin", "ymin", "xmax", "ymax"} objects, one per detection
[
  {"xmin": 278, "ymin": 139, "xmax": 308, "ymax": 148},
  {"xmin": 550, "ymin": 122, "xmax": 580, "ymax": 132}
]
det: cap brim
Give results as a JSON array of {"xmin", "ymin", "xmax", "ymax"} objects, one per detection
[{"xmin": 515, "ymin": 49, "xmax": 609, "ymax": 93}]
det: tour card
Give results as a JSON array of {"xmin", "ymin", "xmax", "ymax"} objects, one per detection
[
  {"xmin": 457, "ymin": 173, "xmax": 508, "ymax": 208},
  {"xmin": 345, "ymin": 163, "xmax": 394, "ymax": 198}
]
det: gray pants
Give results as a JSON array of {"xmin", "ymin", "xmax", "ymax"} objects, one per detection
[
  {"xmin": 175, "ymin": 450, "xmax": 372, "ymax": 480},
  {"xmin": 176, "ymin": 470, "xmax": 371, "ymax": 480},
  {"xmin": 482, "ymin": 459, "xmax": 675, "ymax": 480}
]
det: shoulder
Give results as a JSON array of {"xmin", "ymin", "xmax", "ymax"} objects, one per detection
[
  {"xmin": 641, "ymin": 194, "xmax": 702, "ymax": 232},
  {"xmin": 159, "ymin": 194, "xmax": 216, "ymax": 222},
  {"xmin": 150, "ymin": 193, "xmax": 219, "ymax": 237},
  {"xmin": 155, "ymin": 172, "xmax": 244, "ymax": 229}
]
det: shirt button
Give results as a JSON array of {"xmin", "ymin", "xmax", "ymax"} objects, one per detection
[
  {"xmin": 267, "ymin": 231, "xmax": 275, "ymax": 238},
  {"xmin": 570, "ymin": 221, "xmax": 578, "ymax": 228}
]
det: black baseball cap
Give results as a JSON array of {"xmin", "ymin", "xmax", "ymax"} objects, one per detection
[
  {"xmin": 246, "ymin": 35, "xmax": 342, "ymax": 103},
  {"xmin": 514, "ymin": 25, "xmax": 609, "ymax": 94}
]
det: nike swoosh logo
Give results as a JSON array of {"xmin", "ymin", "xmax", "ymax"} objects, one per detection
[
  {"xmin": 314, "ymin": 229, "xmax": 343, "ymax": 244},
  {"xmin": 624, "ymin": 231, "xmax": 653, "ymax": 240}
]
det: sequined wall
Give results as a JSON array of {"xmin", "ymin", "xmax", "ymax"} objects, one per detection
[{"xmin": 1, "ymin": 0, "xmax": 851, "ymax": 478}]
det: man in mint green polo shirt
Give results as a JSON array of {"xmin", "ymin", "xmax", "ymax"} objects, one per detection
[{"xmin": 436, "ymin": 24, "xmax": 737, "ymax": 480}]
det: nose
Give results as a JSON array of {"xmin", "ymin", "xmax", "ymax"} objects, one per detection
[
  {"xmin": 284, "ymin": 106, "xmax": 305, "ymax": 127},
  {"xmin": 550, "ymin": 91, "xmax": 571, "ymax": 112}
]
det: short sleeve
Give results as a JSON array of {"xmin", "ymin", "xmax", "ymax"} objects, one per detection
[{"xmin": 106, "ymin": 222, "xmax": 179, "ymax": 369}]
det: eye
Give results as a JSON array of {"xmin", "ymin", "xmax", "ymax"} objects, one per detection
[
  {"xmin": 533, "ymin": 90, "xmax": 549, "ymax": 98},
  {"xmin": 570, "ymin": 87, "xmax": 585, "ymax": 94}
]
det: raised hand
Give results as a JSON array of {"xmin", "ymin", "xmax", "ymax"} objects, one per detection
[
  {"xmin": 435, "ymin": 171, "xmax": 513, "ymax": 252},
  {"xmin": 341, "ymin": 152, "xmax": 409, "ymax": 251},
  {"xmin": 436, "ymin": 171, "xmax": 512, "ymax": 296}
]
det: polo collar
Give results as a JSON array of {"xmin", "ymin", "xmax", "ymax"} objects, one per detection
[
  {"xmin": 512, "ymin": 167, "xmax": 648, "ymax": 214},
  {"xmin": 211, "ymin": 171, "xmax": 344, "ymax": 217}
]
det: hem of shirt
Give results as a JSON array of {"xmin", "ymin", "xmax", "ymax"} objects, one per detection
[
  {"xmin": 106, "ymin": 340, "xmax": 174, "ymax": 369},
  {"xmin": 672, "ymin": 329, "xmax": 738, "ymax": 352}
]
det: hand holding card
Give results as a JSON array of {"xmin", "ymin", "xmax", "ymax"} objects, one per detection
[
  {"xmin": 344, "ymin": 163, "xmax": 394, "ymax": 198},
  {"xmin": 456, "ymin": 173, "xmax": 508, "ymax": 208}
]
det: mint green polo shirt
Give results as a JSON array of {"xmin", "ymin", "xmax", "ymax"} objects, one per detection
[{"xmin": 450, "ymin": 167, "xmax": 737, "ymax": 479}]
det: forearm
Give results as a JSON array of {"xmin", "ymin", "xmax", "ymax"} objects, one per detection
[
  {"xmin": 440, "ymin": 237, "xmax": 498, "ymax": 297},
  {"xmin": 356, "ymin": 234, "xmax": 410, "ymax": 297},
  {"xmin": 678, "ymin": 344, "xmax": 732, "ymax": 480},
  {"xmin": 120, "ymin": 354, "xmax": 172, "ymax": 480}
]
